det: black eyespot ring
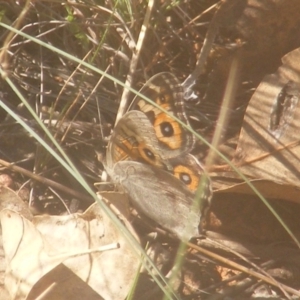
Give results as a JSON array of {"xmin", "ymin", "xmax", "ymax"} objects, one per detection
[{"xmin": 160, "ymin": 122, "xmax": 174, "ymax": 137}]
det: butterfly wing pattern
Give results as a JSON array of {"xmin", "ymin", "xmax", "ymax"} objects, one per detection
[{"xmin": 105, "ymin": 73, "xmax": 212, "ymax": 241}]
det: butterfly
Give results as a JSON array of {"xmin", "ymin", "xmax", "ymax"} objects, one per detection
[{"xmin": 105, "ymin": 73, "xmax": 212, "ymax": 241}]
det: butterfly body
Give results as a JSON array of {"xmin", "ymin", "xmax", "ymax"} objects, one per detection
[{"xmin": 105, "ymin": 73, "xmax": 212, "ymax": 241}]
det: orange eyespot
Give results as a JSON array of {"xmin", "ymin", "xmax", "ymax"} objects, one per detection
[
  {"xmin": 173, "ymin": 165, "xmax": 199, "ymax": 192},
  {"xmin": 142, "ymin": 148, "xmax": 155, "ymax": 161},
  {"xmin": 135, "ymin": 142, "xmax": 165, "ymax": 168},
  {"xmin": 154, "ymin": 114, "xmax": 183, "ymax": 149}
]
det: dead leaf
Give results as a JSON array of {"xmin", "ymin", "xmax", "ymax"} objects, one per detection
[
  {"xmin": 233, "ymin": 48, "xmax": 300, "ymax": 186},
  {"xmin": 1, "ymin": 195, "xmax": 140, "ymax": 300},
  {"xmin": 0, "ymin": 186, "xmax": 33, "ymax": 300},
  {"xmin": 0, "ymin": 185, "xmax": 32, "ymax": 220}
]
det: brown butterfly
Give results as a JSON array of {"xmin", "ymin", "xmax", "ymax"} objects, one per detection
[{"xmin": 105, "ymin": 73, "xmax": 211, "ymax": 240}]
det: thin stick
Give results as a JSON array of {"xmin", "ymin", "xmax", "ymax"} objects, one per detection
[
  {"xmin": 115, "ymin": 0, "xmax": 155, "ymax": 124},
  {"xmin": 188, "ymin": 241, "xmax": 300, "ymax": 297},
  {"xmin": 0, "ymin": 158, "xmax": 94, "ymax": 205}
]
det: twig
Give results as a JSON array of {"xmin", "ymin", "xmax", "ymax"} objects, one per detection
[
  {"xmin": 0, "ymin": 158, "xmax": 94, "ymax": 205},
  {"xmin": 115, "ymin": 0, "xmax": 155, "ymax": 124},
  {"xmin": 188, "ymin": 239, "xmax": 300, "ymax": 297}
]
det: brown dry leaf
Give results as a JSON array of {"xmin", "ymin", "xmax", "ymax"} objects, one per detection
[
  {"xmin": 0, "ymin": 186, "xmax": 33, "ymax": 300},
  {"xmin": 1, "ymin": 193, "xmax": 140, "ymax": 300},
  {"xmin": 215, "ymin": 178, "xmax": 300, "ymax": 205},
  {"xmin": 0, "ymin": 226, "xmax": 9, "ymax": 300},
  {"xmin": 233, "ymin": 48, "xmax": 300, "ymax": 187},
  {"xmin": 0, "ymin": 185, "xmax": 33, "ymax": 220}
]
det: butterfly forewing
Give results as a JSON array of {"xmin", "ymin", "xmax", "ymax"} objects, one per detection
[
  {"xmin": 106, "ymin": 111, "xmax": 171, "ymax": 172},
  {"xmin": 130, "ymin": 72, "xmax": 196, "ymax": 158}
]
